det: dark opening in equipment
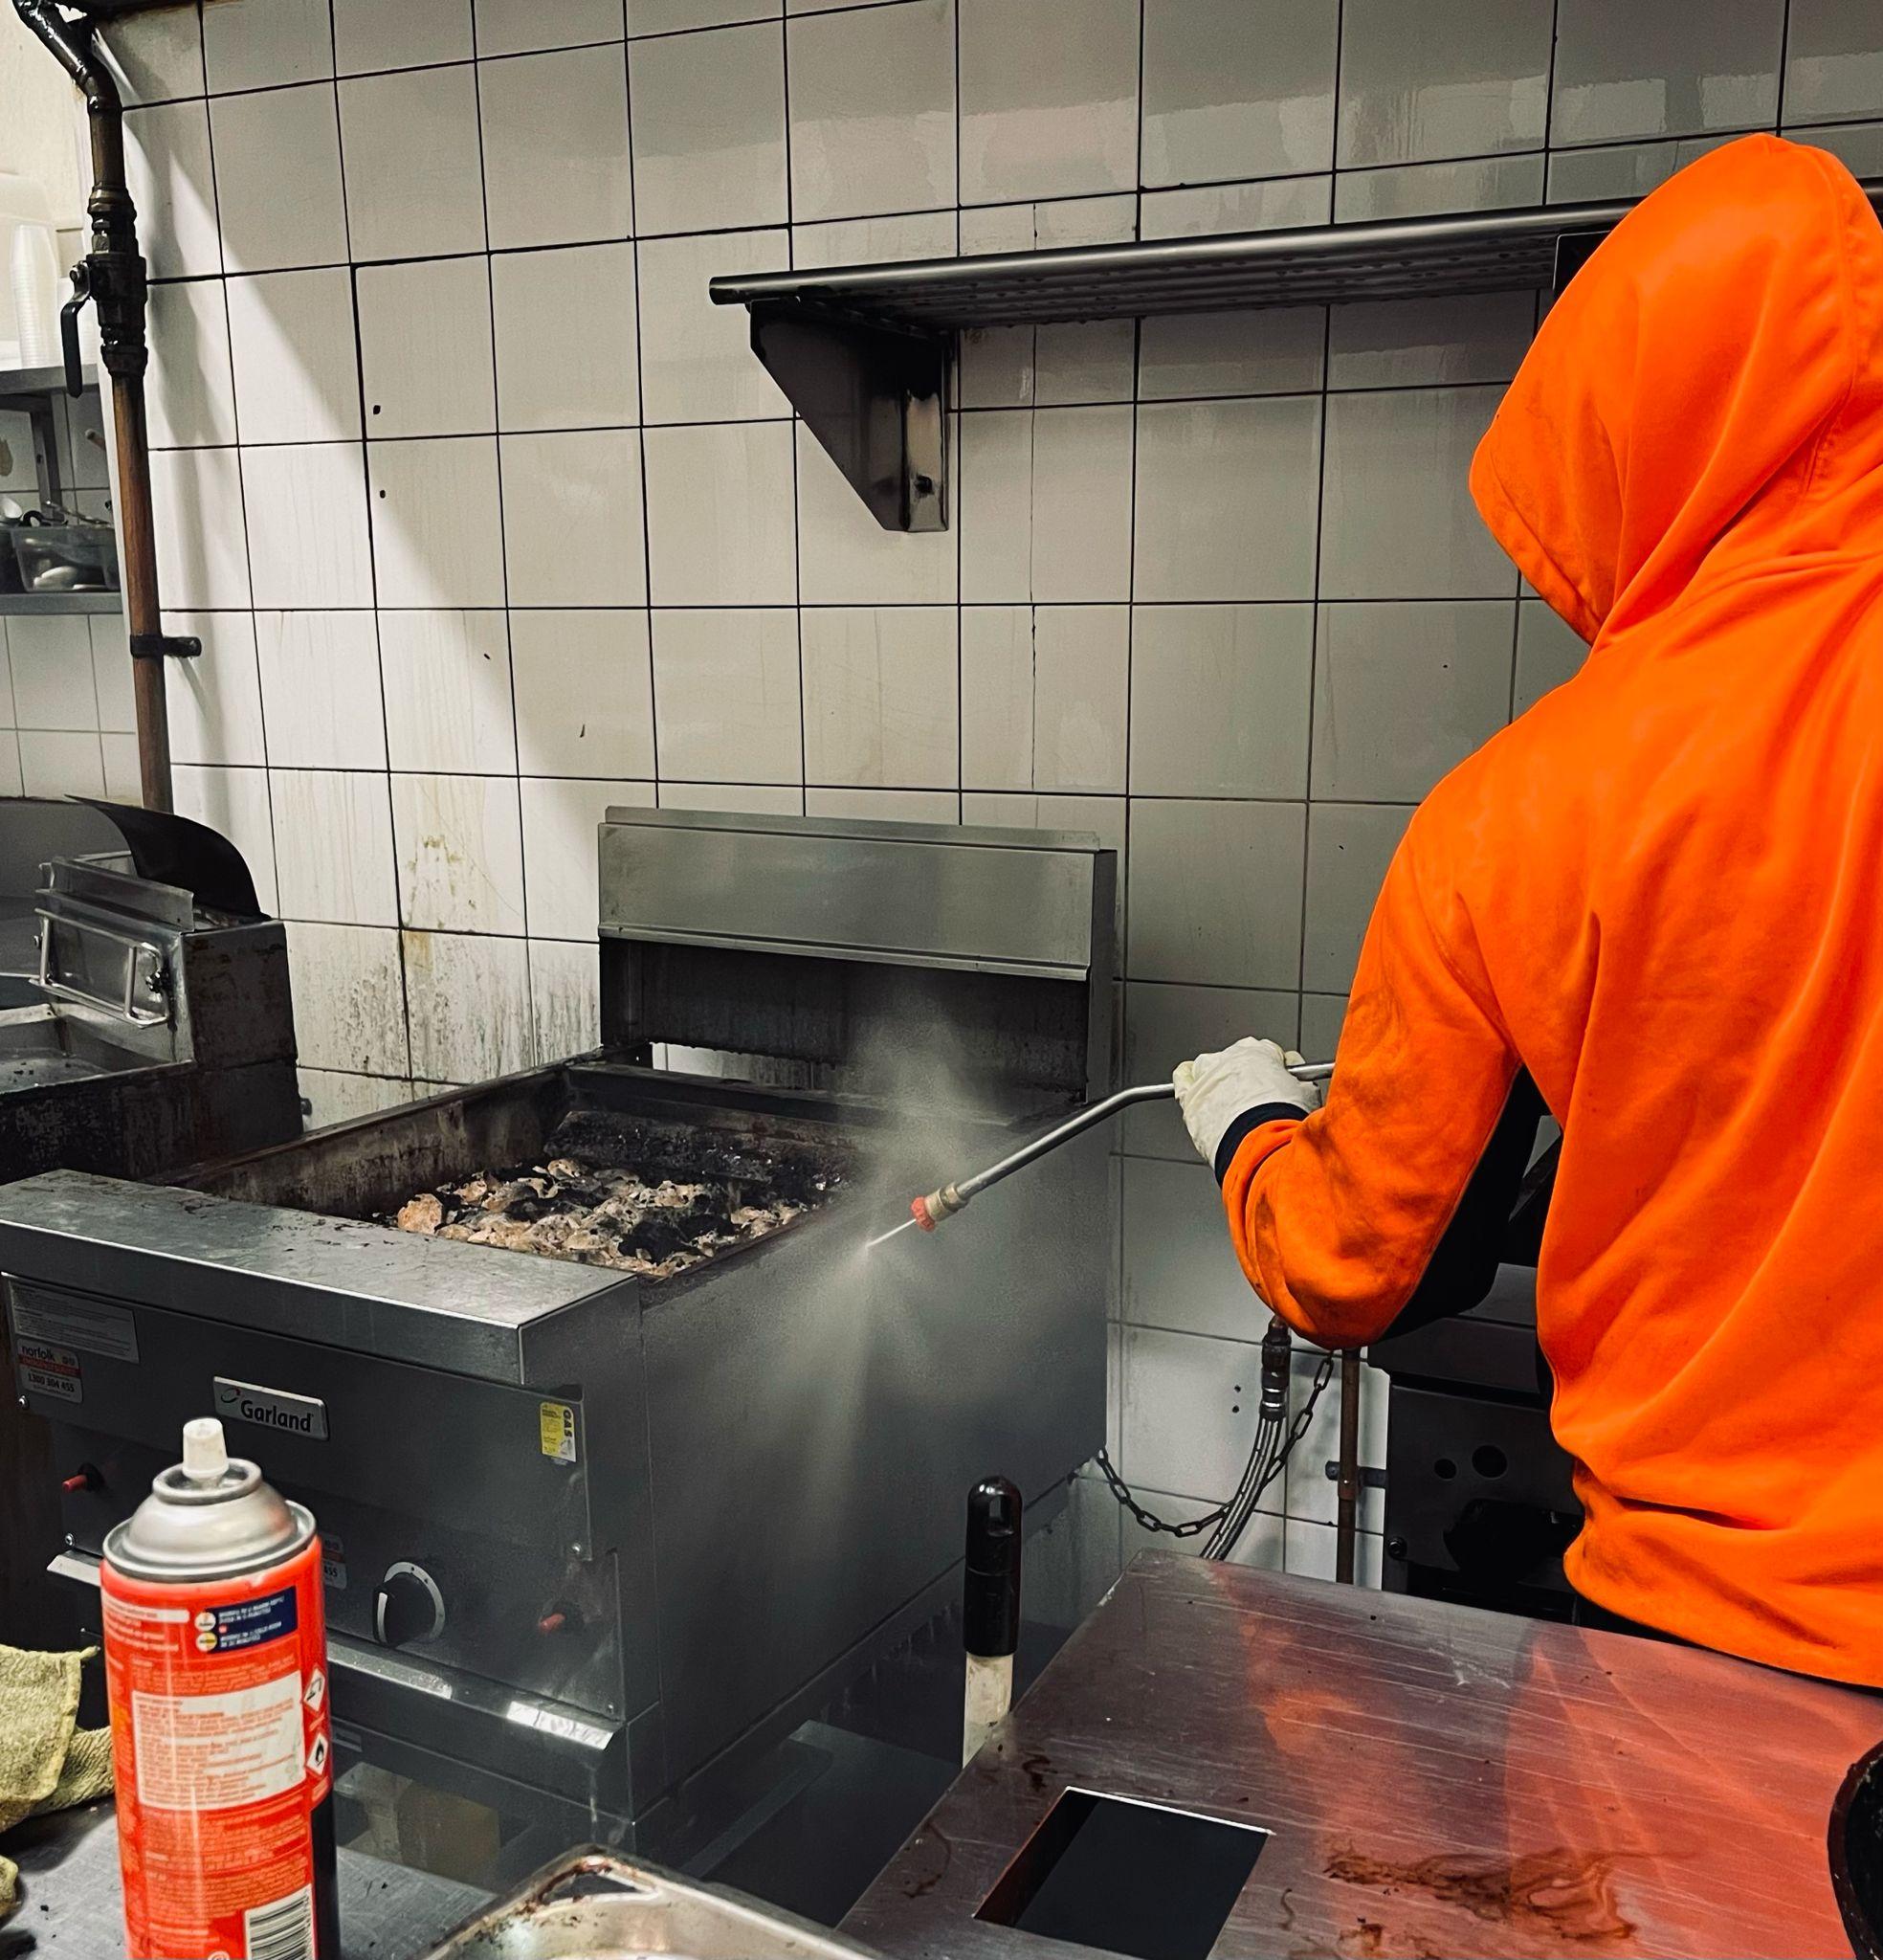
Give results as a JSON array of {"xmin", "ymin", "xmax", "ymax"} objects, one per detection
[{"xmin": 975, "ymin": 1789, "xmax": 1269, "ymax": 1960}]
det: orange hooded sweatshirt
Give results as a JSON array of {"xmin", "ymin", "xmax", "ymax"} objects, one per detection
[{"xmin": 1223, "ymin": 134, "xmax": 1883, "ymax": 1685}]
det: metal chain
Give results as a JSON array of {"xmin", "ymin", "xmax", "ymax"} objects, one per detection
[
  {"xmin": 1096, "ymin": 1348, "xmax": 1338, "ymax": 1541},
  {"xmin": 1252, "ymin": 1347, "xmax": 1335, "ymax": 1507},
  {"xmin": 1094, "ymin": 1446, "xmax": 1237, "ymax": 1538}
]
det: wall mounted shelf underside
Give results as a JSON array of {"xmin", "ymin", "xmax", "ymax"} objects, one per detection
[
  {"xmin": 711, "ymin": 180, "xmax": 1883, "ymax": 532},
  {"xmin": 0, "ymin": 591, "xmax": 120, "ymax": 616}
]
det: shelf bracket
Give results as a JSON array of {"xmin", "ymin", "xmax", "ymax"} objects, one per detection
[
  {"xmin": 128, "ymin": 632, "xmax": 199, "ymax": 660},
  {"xmin": 748, "ymin": 301, "xmax": 948, "ymax": 534}
]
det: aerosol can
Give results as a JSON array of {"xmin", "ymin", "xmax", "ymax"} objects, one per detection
[{"xmin": 101, "ymin": 1417, "xmax": 338, "ymax": 1959}]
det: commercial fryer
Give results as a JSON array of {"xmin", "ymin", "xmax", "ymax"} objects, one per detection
[
  {"xmin": 0, "ymin": 795, "xmax": 299, "ymax": 1649},
  {"xmin": 0, "ymin": 810, "xmax": 1116, "ymax": 1876},
  {"xmin": 0, "ymin": 796, "xmax": 299, "ymax": 1177}
]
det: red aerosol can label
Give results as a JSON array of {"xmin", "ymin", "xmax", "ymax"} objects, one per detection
[{"xmin": 102, "ymin": 1532, "xmax": 335, "ymax": 1958}]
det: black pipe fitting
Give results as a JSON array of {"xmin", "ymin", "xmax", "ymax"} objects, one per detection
[
  {"xmin": 964, "ymin": 1476, "xmax": 1022, "ymax": 1661},
  {"xmin": 15, "ymin": 0, "xmax": 148, "ymax": 389},
  {"xmin": 1258, "ymin": 1316, "xmax": 1292, "ymax": 1420}
]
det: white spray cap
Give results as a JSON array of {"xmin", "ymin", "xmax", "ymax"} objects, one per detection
[{"xmin": 180, "ymin": 1416, "xmax": 229, "ymax": 1484}]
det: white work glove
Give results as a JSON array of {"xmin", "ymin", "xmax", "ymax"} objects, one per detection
[{"xmin": 1172, "ymin": 1037, "xmax": 1319, "ymax": 1173}]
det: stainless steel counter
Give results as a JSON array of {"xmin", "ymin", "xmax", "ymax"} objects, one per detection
[
  {"xmin": 4, "ymin": 1801, "xmax": 486, "ymax": 1957},
  {"xmin": 844, "ymin": 1552, "xmax": 1881, "ymax": 1959}
]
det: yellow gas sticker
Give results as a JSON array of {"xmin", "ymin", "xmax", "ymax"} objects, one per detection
[{"xmin": 539, "ymin": 1400, "xmax": 578, "ymax": 1465}]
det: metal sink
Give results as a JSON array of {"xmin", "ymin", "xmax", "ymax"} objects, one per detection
[{"xmin": 424, "ymin": 1850, "xmax": 876, "ymax": 1959}]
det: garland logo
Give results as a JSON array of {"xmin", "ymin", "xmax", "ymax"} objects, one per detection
[{"xmin": 212, "ymin": 1377, "xmax": 328, "ymax": 1440}]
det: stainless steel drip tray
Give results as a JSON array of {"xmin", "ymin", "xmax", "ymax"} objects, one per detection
[
  {"xmin": 426, "ymin": 1849, "xmax": 877, "ymax": 1959},
  {"xmin": 0, "ymin": 1006, "xmax": 152, "ymax": 1090}
]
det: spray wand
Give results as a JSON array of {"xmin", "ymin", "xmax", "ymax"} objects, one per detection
[{"xmin": 868, "ymin": 1060, "xmax": 1333, "ymax": 1250}]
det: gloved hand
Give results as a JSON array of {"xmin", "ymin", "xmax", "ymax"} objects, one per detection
[{"xmin": 1172, "ymin": 1037, "xmax": 1319, "ymax": 1175}]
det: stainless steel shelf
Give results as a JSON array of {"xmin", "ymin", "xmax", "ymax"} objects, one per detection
[
  {"xmin": 710, "ymin": 179, "xmax": 1883, "ymax": 533},
  {"xmin": 710, "ymin": 198, "xmax": 1645, "ymax": 331},
  {"xmin": 0, "ymin": 590, "xmax": 121, "ymax": 616},
  {"xmin": 0, "ymin": 364, "xmax": 98, "ymax": 403}
]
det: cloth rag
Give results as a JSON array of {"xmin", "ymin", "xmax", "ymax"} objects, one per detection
[{"xmin": 0, "ymin": 1643, "xmax": 113, "ymax": 1917}]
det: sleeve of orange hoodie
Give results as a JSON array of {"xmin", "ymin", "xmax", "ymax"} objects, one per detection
[{"xmin": 1220, "ymin": 797, "xmax": 1545, "ymax": 1349}]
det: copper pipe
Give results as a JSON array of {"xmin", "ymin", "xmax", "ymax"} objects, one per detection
[
  {"xmin": 1334, "ymin": 1348, "xmax": 1362, "ymax": 1583},
  {"xmin": 112, "ymin": 382, "xmax": 170, "ymax": 809},
  {"xmin": 16, "ymin": 0, "xmax": 173, "ymax": 812}
]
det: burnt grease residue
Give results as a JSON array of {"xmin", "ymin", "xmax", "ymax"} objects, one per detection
[
  {"xmin": 1325, "ymin": 1846, "xmax": 1633, "ymax": 1949},
  {"xmin": 901, "ymin": 1823, "xmax": 954, "ymax": 1901},
  {"xmin": 1338, "ymin": 1913, "xmax": 1446, "ymax": 1960},
  {"xmin": 384, "ymin": 1110, "xmax": 849, "ymax": 1278}
]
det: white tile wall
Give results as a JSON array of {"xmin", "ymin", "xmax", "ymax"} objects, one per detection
[
  {"xmin": 210, "ymin": 83, "xmax": 349, "ymax": 275},
  {"xmin": 148, "ymin": 447, "xmax": 251, "ymax": 607},
  {"xmin": 402, "ymin": 927, "xmax": 533, "ymax": 1080},
  {"xmin": 528, "ymin": 937, "xmax": 602, "ymax": 1062},
  {"xmin": 173, "ymin": 764, "xmax": 278, "ymax": 911},
  {"xmin": 390, "ymin": 772, "xmax": 527, "ymax": 933},
  {"xmin": 226, "ymin": 269, "xmax": 362, "ymax": 445},
  {"xmin": 102, "ymin": 6, "xmax": 208, "ymax": 105},
  {"xmin": 500, "ymin": 431, "xmax": 646, "ymax": 606},
  {"xmin": 166, "ymin": 613, "xmax": 267, "ymax": 768},
  {"xmin": 493, "ymin": 243, "xmax": 641, "ymax": 430},
  {"xmin": 255, "ymin": 611, "xmax": 386, "ymax": 769},
  {"xmin": 339, "ymin": 65, "xmax": 487, "ymax": 261},
  {"xmin": 958, "ymin": 0, "xmax": 1139, "ymax": 203},
  {"xmin": 801, "ymin": 607, "xmax": 957, "ymax": 789},
  {"xmin": 379, "ymin": 611, "xmax": 519, "ymax": 775},
  {"xmin": 479, "ymin": 46, "xmax": 634, "ymax": 249},
  {"xmin": 521, "ymin": 775, "xmax": 654, "ymax": 937},
  {"xmin": 123, "ymin": 101, "xmax": 223, "ymax": 279},
  {"xmin": 628, "ymin": 23, "xmax": 786, "ymax": 234},
  {"xmin": 477, "ymin": 0, "xmax": 625, "ymax": 60},
  {"xmin": 786, "ymin": 0, "xmax": 955, "ymax": 222},
  {"xmin": 357, "ymin": 257, "xmax": 497, "ymax": 438},
  {"xmin": 637, "ymin": 231, "xmax": 787, "ymax": 423},
  {"xmin": 652, "ymin": 609, "xmax": 802, "ymax": 782},
  {"xmin": 333, "ymin": 0, "xmax": 474, "ymax": 77},
  {"xmin": 241, "ymin": 444, "xmax": 375, "ymax": 608},
  {"xmin": 112, "ymin": 0, "xmax": 1882, "ymax": 1598},
  {"xmin": 511, "ymin": 612, "xmax": 654, "ymax": 777},
  {"xmin": 145, "ymin": 280, "xmax": 237, "ymax": 449},
  {"xmin": 369, "ymin": 437, "xmax": 507, "ymax": 608}
]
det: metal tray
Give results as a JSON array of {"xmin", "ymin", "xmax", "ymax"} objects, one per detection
[{"xmin": 423, "ymin": 1850, "xmax": 882, "ymax": 1959}]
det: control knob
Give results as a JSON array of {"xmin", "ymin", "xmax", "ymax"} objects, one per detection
[{"xmin": 373, "ymin": 1561, "xmax": 445, "ymax": 1647}]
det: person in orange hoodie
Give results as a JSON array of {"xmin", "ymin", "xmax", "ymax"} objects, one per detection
[{"xmin": 1173, "ymin": 133, "xmax": 1883, "ymax": 1688}]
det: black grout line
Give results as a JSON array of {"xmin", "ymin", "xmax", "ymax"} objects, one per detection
[
  {"xmin": 191, "ymin": 5, "xmax": 289, "ymax": 938},
  {"xmin": 1116, "ymin": 0, "xmax": 1148, "ymax": 1125},
  {"xmin": 143, "ymin": 364, "xmax": 1529, "ymax": 456},
  {"xmin": 466, "ymin": 0, "xmax": 529, "ymax": 1003},
  {"xmin": 778, "ymin": 10, "xmax": 809, "ymax": 813},
  {"xmin": 621, "ymin": 32, "xmax": 669, "ymax": 823},
  {"xmin": 124, "ymin": 595, "xmax": 1529, "ymax": 613},
  {"xmin": 1291, "ymin": 0, "xmax": 1345, "ymax": 1046},
  {"xmin": 1540, "ymin": 0, "xmax": 1562, "ymax": 157},
  {"xmin": 951, "ymin": 0, "xmax": 964, "ymax": 824},
  {"xmin": 1776, "ymin": 0, "xmax": 1795, "ymax": 128},
  {"xmin": 327, "ymin": 0, "xmax": 415, "ymax": 1087},
  {"xmin": 171, "ymin": 760, "xmax": 1426, "ymax": 812}
]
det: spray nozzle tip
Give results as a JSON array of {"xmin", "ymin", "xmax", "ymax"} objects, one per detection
[
  {"xmin": 912, "ymin": 1194, "xmax": 938, "ymax": 1232},
  {"xmin": 181, "ymin": 1417, "xmax": 229, "ymax": 1484}
]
